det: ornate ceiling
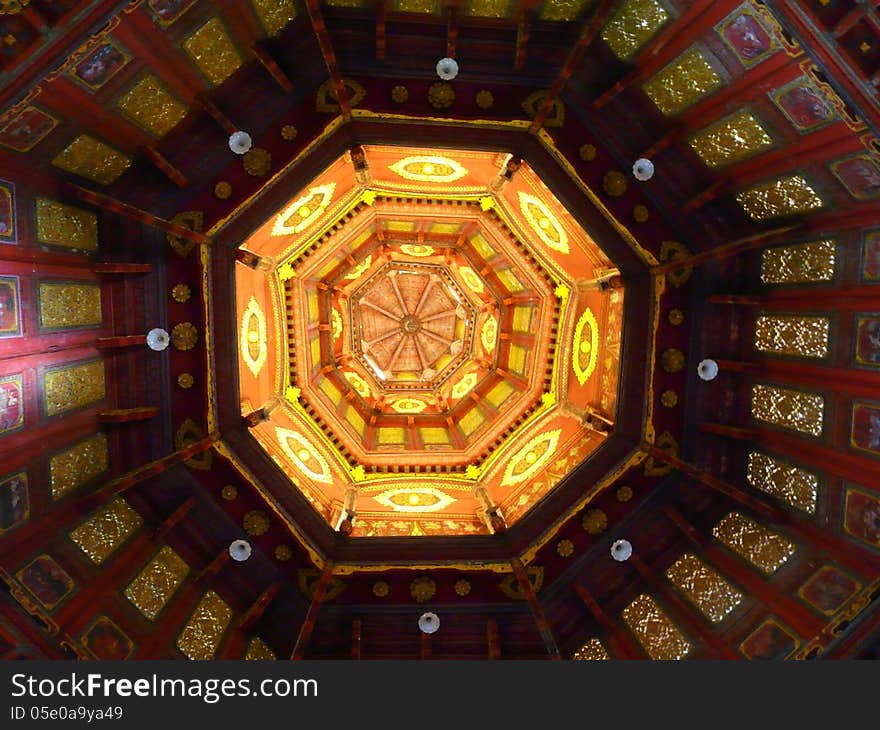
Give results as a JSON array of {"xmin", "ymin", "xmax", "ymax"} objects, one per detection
[
  {"xmin": 235, "ymin": 145, "xmax": 623, "ymax": 536},
  {"xmin": 0, "ymin": 0, "xmax": 879, "ymax": 662}
]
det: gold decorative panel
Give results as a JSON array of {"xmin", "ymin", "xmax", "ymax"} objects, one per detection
[
  {"xmin": 539, "ymin": 0, "xmax": 591, "ymax": 22},
  {"xmin": 666, "ymin": 553, "xmax": 743, "ymax": 623},
  {"xmin": 518, "ymin": 192, "xmax": 568, "ymax": 253},
  {"xmin": 501, "ymin": 429, "xmax": 560, "ymax": 486},
  {"xmin": 464, "ymin": 0, "xmax": 511, "ymax": 18},
  {"xmin": 116, "ymin": 75, "xmax": 187, "ymax": 138},
  {"xmin": 245, "ymin": 637, "xmax": 276, "ymax": 660},
  {"xmin": 124, "ymin": 546, "xmax": 189, "ymax": 621},
  {"xmin": 240, "ymin": 296, "xmax": 267, "ymax": 377},
  {"xmin": 276, "ymin": 426, "xmax": 333, "ymax": 483},
  {"xmin": 393, "ymin": 0, "xmax": 440, "ymax": 13},
  {"xmin": 747, "ymin": 451, "xmax": 817, "ymax": 513},
  {"xmin": 600, "ymin": 0, "xmax": 669, "ymax": 61},
  {"xmin": 388, "ymin": 155, "xmax": 468, "ymax": 182},
  {"xmin": 50, "ymin": 433, "xmax": 108, "ymax": 500},
  {"xmin": 38, "ymin": 282, "xmax": 102, "ymax": 329},
  {"xmin": 753, "ymin": 314, "xmax": 829, "ymax": 359},
  {"xmin": 51, "ymin": 135, "xmax": 131, "ymax": 185},
  {"xmin": 183, "ymin": 18, "xmax": 242, "ymax": 86},
  {"xmin": 761, "ymin": 240, "xmax": 836, "ymax": 284},
  {"xmin": 642, "ymin": 46, "xmax": 722, "ymax": 116},
  {"xmin": 35, "ymin": 198, "xmax": 98, "ymax": 251},
  {"xmin": 736, "ymin": 175, "xmax": 824, "ymax": 220},
  {"xmin": 69, "ymin": 498, "xmax": 142, "ymax": 565},
  {"xmin": 251, "ymin": 0, "xmax": 297, "ymax": 36},
  {"xmin": 688, "ymin": 109, "xmax": 773, "ymax": 168},
  {"xmin": 713, "ymin": 512, "xmax": 796, "ymax": 574},
  {"xmin": 622, "ymin": 594, "xmax": 690, "ymax": 660},
  {"xmin": 572, "ymin": 638, "xmax": 608, "ymax": 660},
  {"xmin": 751, "ymin": 383, "xmax": 824, "ymax": 436},
  {"xmin": 43, "ymin": 360, "xmax": 106, "ymax": 417},
  {"xmin": 176, "ymin": 591, "xmax": 233, "ymax": 660}
]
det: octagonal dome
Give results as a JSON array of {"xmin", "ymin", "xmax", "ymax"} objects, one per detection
[{"xmin": 235, "ymin": 145, "xmax": 625, "ymax": 537}]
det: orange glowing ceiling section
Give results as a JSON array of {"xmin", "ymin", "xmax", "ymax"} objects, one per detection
[{"xmin": 235, "ymin": 145, "xmax": 624, "ymax": 537}]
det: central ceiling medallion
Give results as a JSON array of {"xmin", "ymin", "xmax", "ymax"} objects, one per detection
[
  {"xmin": 350, "ymin": 263, "xmax": 474, "ymax": 388},
  {"xmin": 234, "ymin": 145, "xmax": 625, "ymax": 537}
]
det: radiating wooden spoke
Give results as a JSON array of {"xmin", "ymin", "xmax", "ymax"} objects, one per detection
[
  {"xmin": 386, "ymin": 333, "xmax": 409, "ymax": 370},
  {"xmin": 419, "ymin": 328, "xmax": 455, "ymax": 347},
  {"xmin": 390, "ymin": 275, "xmax": 410, "ymax": 316},
  {"xmin": 413, "ymin": 277, "xmax": 435, "ymax": 317},
  {"xmin": 363, "ymin": 329, "xmax": 400, "ymax": 348},
  {"xmin": 420, "ymin": 309, "xmax": 457, "ymax": 324},
  {"xmin": 413, "ymin": 335, "xmax": 428, "ymax": 371},
  {"xmin": 361, "ymin": 299, "xmax": 402, "ymax": 322}
]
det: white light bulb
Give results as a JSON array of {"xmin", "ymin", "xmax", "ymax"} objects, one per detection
[
  {"xmin": 229, "ymin": 539, "xmax": 252, "ymax": 562},
  {"xmin": 229, "ymin": 131, "xmax": 252, "ymax": 155},
  {"xmin": 697, "ymin": 358, "xmax": 719, "ymax": 381},
  {"xmin": 146, "ymin": 328, "xmax": 169, "ymax": 351},
  {"xmin": 633, "ymin": 158, "xmax": 655, "ymax": 181},
  {"xmin": 611, "ymin": 539, "xmax": 633, "ymax": 562},
  {"xmin": 418, "ymin": 612, "xmax": 440, "ymax": 634},
  {"xmin": 436, "ymin": 57, "xmax": 459, "ymax": 81}
]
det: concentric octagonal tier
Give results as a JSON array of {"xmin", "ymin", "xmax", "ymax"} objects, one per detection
[{"xmin": 235, "ymin": 145, "xmax": 625, "ymax": 537}]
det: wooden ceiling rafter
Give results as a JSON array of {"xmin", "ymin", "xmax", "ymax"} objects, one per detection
[{"xmin": 306, "ymin": 0, "xmax": 353, "ymax": 122}]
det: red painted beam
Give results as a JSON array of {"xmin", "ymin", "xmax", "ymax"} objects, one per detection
[
  {"xmin": 252, "ymin": 43, "xmax": 294, "ymax": 93},
  {"xmin": 573, "ymin": 583, "xmax": 644, "ymax": 659},
  {"xmin": 291, "ymin": 560, "xmax": 335, "ymax": 660},
  {"xmin": 511, "ymin": 558, "xmax": 560, "ymax": 659},
  {"xmin": 305, "ymin": 0, "xmax": 352, "ymax": 122}
]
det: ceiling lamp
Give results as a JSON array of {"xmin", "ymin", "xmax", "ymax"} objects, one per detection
[
  {"xmin": 610, "ymin": 539, "xmax": 633, "ymax": 562},
  {"xmin": 418, "ymin": 612, "xmax": 440, "ymax": 634},
  {"xmin": 697, "ymin": 358, "xmax": 719, "ymax": 381},
  {"xmin": 436, "ymin": 57, "xmax": 459, "ymax": 81},
  {"xmin": 229, "ymin": 131, "xmax": 253, "ymax": 155},
  {"xmin": 228, "ymin": 539, "xmax": 253, "ymax": 562},
  {"xmin": 632, "ymin": 158, "xmax": 654, "ymax": 181},
  {"xmin": 146, "ymin": 328, "xmax": 169, "ymax": 351}
]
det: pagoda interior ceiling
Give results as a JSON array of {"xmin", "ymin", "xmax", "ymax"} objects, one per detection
[{"xmin": 0, "ymin": 0, "xmax": 879, "ymax": 660}]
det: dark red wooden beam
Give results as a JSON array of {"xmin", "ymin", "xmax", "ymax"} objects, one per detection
[
  {"xmin": 629, "ymin": 551, "xmax": 740, "ymax": 659},
  {"xmin": 98, "ymin": 407, "xmax": 158, "ymax": 423},
  {"xmin": 664, "ymin": 506, "xmax": 826, "ymax": 640},
  {"xmin": 375, "ymin": 1, "xmax": 386, "ymax": 61},
  {"xmin": 305, "ymin": 0, "xmax": 352, "ymax": 122},
  {"xmin": 511, "ymin": 558, "xmax": 560, "ymax": 659},
  {"xmin": 352, "ymin": 618, "xmax": 362, "ymax": 659},
  {"xmin": 291, "ymin": 560, "xmax": 335, "ymax": 660},
  {"xmin": 96, "ymin": 335, "xmax": 148, "ymax": 349},
  {"xmin": 700, "ymin": 422, "xmax": 880, "ymax": 489},
  {"xmin": 446, "ymin": 6, "xmax": 457, "ymax": 59},
  {"xmin": 487, "ymin": 618, "xmax": 501, "ymax": 660},
  {"xmin": 714, "ymin": 358, "xmax": 880, "ymax": 402},
  {"xmin": 710, "ymin": 286, "xmax": 880, "ymax": 309},
  {"xmin": 649, "ymin": 225, "xmax": 800, "ymax": 275},
  {"xmin": 420, "ymin": 631, "xmax": 432, "ymax": 659},
  {"xmin": 647, "ymin": 445, "xmax": 880, "ymax": 578},
  {"xmin": 573, "ymin": 584, "xmax": 644, "ymax": 659},
  {"xmin": 528, "ymin": 0, "xmax": 621, "ymax": 135},
  {"xmin": 252, "ymin": 43, "xmax": 295, "ymax": 93},
  {"xmin": 196, "ymin": 93, "xmax": 238, "ymax": 135},
  {"xmin": 93, "ymin": 263, "xmax": 153, "ymax": 274},
  {"xmin": 219, "ymin": 583, "xmax": 282, "ymax": 659},
  {"xmin": 142, "ymin": 146, "xmax": 188, "ymax": 187},
  {"xmin": 70, "ymin": 185, "xmax": 210, "ymax": 244}
]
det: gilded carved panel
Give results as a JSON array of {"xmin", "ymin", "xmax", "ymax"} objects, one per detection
[
  {"xmin": 116, "ymin": 75, "xmax": 187, "ymax": 138},
  {"xmin": 642, "ymin": 46, "xmax": 723, "ymax": 116},
  {"xmin": 753, "ymin": 314, "xmax": 830, "ymax": 359},
  {"xmin": 124, "ymin": 546, "xmax": 189, "ymax": 621},
  {"xmin": 38, "ymin": 282, "xmax": 102, "ymax": 329},
  {"xmin": 747, "ymin": 451, "xmax": 817, "ymax": 513},
  {"xmin": 49, "ymin": 432, "xmax": 109, "ymax": 500},
  {"xmin": 600, "ymin": 0, "xmax": 669, "ymax": 61},
  {"xmin": 183, "ymin": 18, "xmax": 243, "ymax": 86},
  {"xmin": 251, "ymin": 0, "xmax": 297, "ymax": 36},
  {"xmin": 751, "ymin": 383, "xmax": 824, "ymax": 436},
  {"xmin": 35, "ymin": 198, "xmax": 98, "ymax": 251},
  {"xmin": 43, "ymin": 360, "xmax": 106, "ymax": 417},
  {"xmin": 176, "ymin": 591, "xmax": 233, "ymax": 660},
  {"xmin": 621, "ymin": 594, "xmax": 690, "ymax": 659},
  {"xmin": 736, "ymin": 175, "xmax": 824, "ymax": 220},
  {"xmin": 572, "ymin": 638, "xmax": 609, "ymax": 660},
  {"xmin": 539, "ymin": 0, "xmax": 590, "ymax": 21},
  {"xmin": 713, "ymin": 512, "xmax": 796, "ymax": 574},
  {"xmin": 51, "ymin": 135, "xmax": 131, "ymax": 185},
  {"xmin": 688, "ymin": 109, "xmax": 773, "ymax": 168},
  {"xmin": 760, "ymin": 239, "xmax": 835, "ymax": 284},
  {"xmin": 68, "ymin": 498, "xmax": 143, "ymax": 565},
  {"xmin": 463, "ymin": 0, "xmax": 511, "ymax": 18},
  {"xmin": 666, "ymin": 553, "xmax": 743, "ymax": 623},
  {"xmin": 244, "ymin": 637, "xmax": 276, "ymax": 660}
]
